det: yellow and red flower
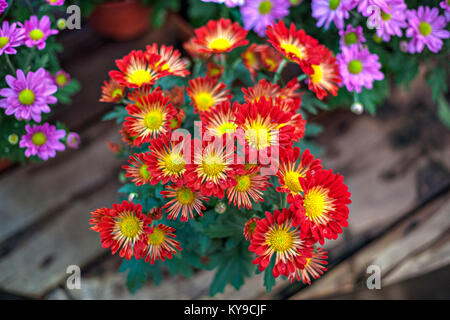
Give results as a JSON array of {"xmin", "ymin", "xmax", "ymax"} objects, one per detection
[
  {"xmin": 183, "ymin": 37, "xmax": 211, "ymax": 60},
  {"xmin": 100, "ymin": 79, "xmax": 125, "ymax": 103},
  {"xmin": 266, "ymin": 21, "xmax": 321, "ymax": 75},
  {"xmin": 244, "ymin": 217, "xmax": 261, "ymax": 241},
  {"xmin": 193, "ymin": 18, "xmax": 248, "ymax": 54},
  {"xmin": 206, "ymin": 62, "xmax": 225, "ymax": 79},
  {"xmin": 142, "ymin": 224, "xmax": 182, "ymax": 264},
  {"xmin": 123, "ymin": 89, "xmax": 176, "ymax": 146},
  {"xmin": 288, "ymin": 247, "xmax": 328, "ymax": 284},
  {"xmin": 295, "ymin": 169, "xmax": 352, "ymax": 245},
  {"xmin": 200, "ymin": 100, "xmax": 238, "ymax": 138},
  {"xmin": 187, "ymin": 76, "xmax": 232, "ymax": 114},
  {"xmin": 127, "ymin": 85, "xmax": 153, "ymax": 103},
  {"xmin": 170, "ymin": 108, "xmax": 186, "ymax": 130},
  {"xmin": 249, "ymin": 207, "xmax": 314, "ymax": 277},
  {"xmin": 277, "ymin": 146, "xmax": 322, "ymax": 203},
  {"xmin": 109, "ymin": 50, "xmax": 169, "ymax": 88},
  {"xmin": 227, "ymin": 166, "xmax": 270, "ymax": 210},
  {"xmin": 165, "ymin": 85, "xmax": 185, "ymax": 107},
  {"xmin": 95, "ymin": 201, "xmax": 152, "ymax": 260},
  {"xmin": 242, "ymin": 44, "xmax": 263, "ymax": 79},
  {"xmin": 161, "ymin": 181, "xmax": 209, "ymax": 222},
  {"xmin": 307, "ymin": 46, "xmax": 341, "ymax": 100},
  {"xmin": 123, "ymin": 152, "xmax": 153, "ymax": 186},
  {"xmin": 146, "ymin": 44, "xmax": 190, "ymax": 78},
  {"xmin": 242, "ymin": 79, "xmax": 280, "ymax": 103},
  {"xmin": 259, "ymin": 44, "xmax": 283, "ymax": 72},
  {"xmin": 89, "ymin": 207, "xmax": 110, "ymax": 232}
]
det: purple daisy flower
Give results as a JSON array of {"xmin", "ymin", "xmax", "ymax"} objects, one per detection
[
  {"xmin": 53, "ymin": 70, "xmax": 71, "ymax": 88},
  {"xmin": 311, "ymin": 0, "xmax": 355, "ymax": 30},
  {"xmin": 46, "ymin": 0, "xmax": 65, "ymax": 5},
  {"xmin": 440, "ymin": 1, "xmax": 450, "ymax": 22},
  {"xmin": 20, "ymin": 123, "xmax": 66, "ymax": 160},
  {"xmin": 357, "ymin": 0, "xmax": 391, "ymax": 17},
  {"xmin": 0, "ymin": 21, "xmax": 26, "ymax": 56},
  {"xmin": 339, "ymin": 25, "xmax": 366, "ymax": 48},
  {"xmin": 336, "ymin": 46, "xmax": 384, "ymax": 93},
  {"xmin": 0, "ymin": 68, "xmax": 58, "ymax": 122},
  {"xmin": 406, "ymin": 6, "xmax": 450, "ymax": 54},
  {"xmin": 240, "ymin": 0, "xmax": 290, "ymax": 37},
  {"xmin": 66, "ymin": 132, "xmax": 80, "ymax": 149},
  {"xmin": 0, "ymin": 0, "xmax": 8, "ymax": 15},
  {"xmin": 201, "ymin": 0, "xmax": 245, "ymax": 7},
  {"xmin": 375, "ymin": 0, "xmax": 408, "ymax": 41},
  {"xmin": 23, "ymin": 15, "xmax": 58, "ymax": 50}
]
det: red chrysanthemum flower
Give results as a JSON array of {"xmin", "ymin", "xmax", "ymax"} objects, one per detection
[
  {"xmin": 123, "ymin": 89, "xmax": 176, "ymax": 146},
  {"xmin": 200, "ymin": 100, "xmax": 238, "ymax": 138},
  {"xmin": 227, "ymin": 166, "xmax": 270, "ymax": 210},
  {"xmin": 277, "ymin": 146, "xmax": 322, "ymax": 203},
  {"xmin": 288, "ymin": 247, "xmax": 328, "ymax": 284},
  {"xmin": 242, "ymin": 79, "xmax": 280, "ymax": 103},
  {"xmin": 259, "ymin": 44, "xmax": 283, "ymax": 72},
  {"xmin": 89, "ymin": 207, "xmax": 110, "ymax": 232},
  {"xmin": 206, "ymin": 62, "xmax": 225, "ymax": 79},
  {"xmin": 170, "ymin": 107, "xmax": 186, "ymax": 130},
  {"xmin": 122, "ymin": 152, "xmax": 153, "ymax": 186},
  {"xmin": 142, "ymin": 224, "xmax": 182, "ymax": 264},
  {"xmin": 266, "ymin": 21, "xmax": 321, "ymax": 75},
  {"xmin": 146, "ymin": 43, "xmax": 190, "ymax": 77},
  {"xmin": 143, "ymin": 133, "xmax": 186, "ymax": 185},
  {"xmin": 241, "ymin": 44, "xmax": 263, "ymax": 80},
  {"xmin": 249, "ymin": 207, "xmax": 314, "ymax": 278},
  {"xmin": 165, "ymin": 85, "xmax": 185, "ymax": 107},
  {"xmin": 295, "ymin": 169, "xmax": 352, "ymax": 245},
  {"xmin": 96, "ymin": 201, "xmax": 152, "ymax": 260},
  {"xmin": 100, "ymin": 79, "xmax": 125, "ymax": 103},
  {"xmin": 307, "ymin": 46, "xmax": 341, "ymax": 100},
  {"xmin": 148, "ymin": 207, "xmax": 163, "ymax": 221},
  {"xmin": 119, "ymin": 128, "xmax": 136, "ymax": 146},
  {"xmin": 109, "ymin": 50, "xmax": 169, "ymax": 88},
  {"xmin": 183, "ymin": 37, "xmax": 211, "ymax": 60},
  {"xmin": 244, "ymin": 217, "xmax": 261, "ymax": 241},
  {"xmin": 193, "ymin": 18, "xmax": 248, "ymax": 54},
  {"xmin": 161, "ymin": 181, "xmax": 209, "ymax": 222},
  {"xmin": 187, "ymin": 76, "xmax": 232, "ymax": 114},
  {"xmin": 127, "ymin": 85, "xmax": 153, "ymax": 103}
]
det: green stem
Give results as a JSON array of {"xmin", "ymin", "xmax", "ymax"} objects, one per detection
[
  {"xmin": 24, "ymin": 0, "xmax": 33, "ymax": 13},
  {"xmin": 0, "ymin": 0, "xmax": 14, "ymax": 23},
  {"xmin": 273, "ymin": 59, "xmax": 287, "ymax": 84},
  {"xmin": 25, "ymin": 47, "xmax": 35, "ymax": 71},
  {"xmin": 297, "ymin": 74, "xmax": 307, "ymax": 82},
  {"xmin": 5, "ymin": 54, "xmax": 15, "ymax": 74},
  {"xmin": 353, "ymin": 91, "xmax": 359, "ymax": 103}
]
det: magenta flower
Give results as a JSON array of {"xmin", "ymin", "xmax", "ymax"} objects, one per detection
[
  {"xmin": 0, "ymin": 21, "xmax": 26, "ymax": 56},
  {"xmin": 311, "ymin": 0, "xmax": 355, "ymax": 30},
  {"xmin": 405, "ymin": 6, "xmax": 450, "ymax": 53},
  {"xmin": 201, "ymin": 0, "xmax": 245, "ymax": 7},
  {"xmin": 23, "ymin": 15, "xmax": 58, "ymax": 50},
  {"xmin": 339, "ymin": 25, "xmax": 366, "ymax": 48},
  {"xmin": 440, "ymin": 1, "xmax": 450, "ymax": 22},
  {"xmin": 46, "ymin": 0, "xmax": 65, "ymax": 5},
  {"xmin": 66, "ymin": 132, "xmax": 80, "ymax": 149},
  {"xmin": 0, "ymin": 68, "xmax": 58, "ymax": 122},
  {"xmin": 0, "ymin": 0, "xmax": 8, "ymax": 15},
  {"xmin": 240, "ymin": 0, "xmax": 290, "ymax": 37},
  {"xmin": 357, "ymin": 0, "xmax": 391, "ymax": 17},
  {"xmin": 336, "ymin": 46, "xmax": 384, "ymax": 93},
  {"xmin": 20, "ymin": 123, "xmax": 66, "ymax": 160},
  {"xmin": 53, "ymin": 70, "xmax": 71, "ymax": 88},
  {"xmin": 375, "ymin": 0, "xmax": 408, "ymax": 41}
]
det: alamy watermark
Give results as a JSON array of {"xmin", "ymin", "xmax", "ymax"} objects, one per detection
[
  {"xmin": 66, "ymin": 265, "xmax": 81, "ymax": 290},
  {"xmin": 57, "ymin": 5, "xmax": 81, "ymax": 31},
  {"xmin": 366, "ymin": 265, "xmax": 381, "ymax": 290}
]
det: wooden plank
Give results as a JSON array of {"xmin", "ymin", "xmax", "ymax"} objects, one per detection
[
  {"xmin": 0, "ymin": 122, "xmax": 123, "ymax": 245},
  {"xmin": 0, "ymin": 180, "xmax": 120, "ymax": 298}
]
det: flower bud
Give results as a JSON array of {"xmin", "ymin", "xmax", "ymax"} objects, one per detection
[{"xmin": 351, "ymin": 102, "xmax": 364, "ymax": 115}]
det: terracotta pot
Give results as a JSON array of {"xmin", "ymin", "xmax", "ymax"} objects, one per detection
[
  {"xmin": 0, "ymin": 159, "xmax": 11, "ymax": 173},
  {"xmin": 89, "ymin": 1, "xmax": 151, "ymax": 41}
]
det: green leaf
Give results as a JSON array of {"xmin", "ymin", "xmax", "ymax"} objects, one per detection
[
  {"xmin": 263, "ymin": 256, "xmax": 276, "ymax": 293},
  {"xmin": 102, "ymin": 105, "xmax": 128, "ymax": 123},
  {"xmin": 437, "ymin": 94, "xmax": 450, "ymax": 128},
  {"xmin": 119, "ymin": 258, "xmax": 162, "ymax": 293},
  {"xmin": 426, "ymin": 67, "xmax": 448, "ymax": 102},
  {"xmin": 358, "ymin": 79, "xmax": 389, "ymax": 115}
]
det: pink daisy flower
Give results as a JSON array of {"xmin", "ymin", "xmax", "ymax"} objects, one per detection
[
  {"xmin": 46, "ymin": 0, "xmax": 65, "ymax": 5},
  {"xmin": 0, "ymin": 68, "xmax": 58, "ymax": 122},
  {"xmin": 0, "ymin": 21, "xmax": 26, "ymax": 56},
  {"xmin": 311, "ymin": 0, "xmax": 355, "ymax": 30},
  {"xmin": 66, "ymin": 132, "xmax": 81, "ymax": 149},
  {"xmin": 375, "ymin": 0, "xmax": 408, "ymax": 41},
  {"xmin": 357, "ymin": 0, "xmax": 391, "ymax": 17},
  {"xmin": 336, "ymin": 46, "xmax": 384, "ymax": 93},
  {"xmin": 406, "ymin": 6, "xmax": 450, "ymax": 53},
  {"xmin": 440, "ymin": 1, "xmax": 450, "ymax": 22},
  {"xmin": 339, "ymin": 24, "xmax": 366, "ymax": 48},
  {"xmin": 0, "ymin": 0, "xmax": 7, "ymax": 15},
  {"xmin": 201, "ymin": 0, "xmax": 245, "ymax": 7},
  {"xmin": 53, "ymin": 70, "xmax": 71, "ymax": 88},
  {"xmin": 20, "ymin": 123, "xmax": 66, "ymax": 160},
  {"xmin": 23, "ymin": 15, "xmax": 58, "ymax": 50}
]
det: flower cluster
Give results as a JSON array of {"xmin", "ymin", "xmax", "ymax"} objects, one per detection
[
  {"xmin": 0, "ymin": 7, "xmax": 80, "ymax": 163},
  {"xmin": 93, "ymin": 18, "xmax": 351, "ymax": 288}
]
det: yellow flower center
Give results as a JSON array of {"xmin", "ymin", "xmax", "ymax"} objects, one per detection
[
  {"xmin": 55, "ymin": 73, "xmax": 68, "ymax": 86},
  {"xmin": 0, "ymin": 36, "xmax": 9, "ymax": 48},
  {"xmin": 163, "ymin": 152, "xmax": 185, "ymax": 174},
  {"xmin": 419, "ymin": 22, "xmax": 432, "ymax": 36},
  {"xmin": 235, "ymin": 175, "xmax": 252, "ymax": 192},
  {"xmin": 381, "ymin": 11, "xmax": 392, "ymax": 21},
  {"xmin": 281, "ymin": 42, "xmax": 303, "ymax": 60},
  {"xmin": 304, "ymin": 188, "xmax": 326, "ymax": 219},
  {"xmin": 176, "ymin": 187, "xmax": 195, "ymax": 205},
  {"xmin": 147, "ymin": 227, "xmax": 166, "ymax": 246},
  {"xmin": 348, "ymin": 59, "xmax": 363, "ymax": 74},
  {"xmin": 194, "ymin": 92, "xmax": 215, "ymax": 111},
  {"xmin": 259, "ymin": 1, "xmax": 273, "ymax": 14},
  {"xmin": 310, "ymin": 65, "xmax": 323, "ymax": 84},
  {"xmin": 31, "ymin": 132, "xmax": 47, "ymax": 146},
  {"xmin": 244, "ymin": 51, "xmax": 255, "ymax": 66},
  {"xmin": 208, "ymin": 37, "xmax": 232, "ymax": 51},
  {"xmin": 284, "ymin": 171, "xmax": 302, "ymax": 193},
  {"xmin": 344, "ymin": 32, "xmax": 358, "ymax": 45},
  {"xmin": 267, "ymin": 228, "xmax": 294, "ymax": 252},
  {"xmin": 264, "ymin": 58, "xmax": 276, "ymax": 71},
  {"xmin": 29, "ymin": 29, "xmax": 44, "ymax": 41},
  {"xmin": 139, "ymin": 164, "xmax": 151, "ymax": 180},
  {"xmin": 119, "ymin": 215, "xmax": 142, "ymax": 238},
  {"xmin": 209, "ymin": 67, "xmax": 221, "ymax": 77},
  {"xmin": 217, "ymin": 122, "xmax": 237, "ymax": 136},
  {"xmin": 170, "ymin": 118, "xmax": 179, "ymax": 129},
  {"xmin": 143, "ymin": 109, "xmax": 164, "ymax": 130},
  {"xmin": 247, "ymin": 122, "xmax": 271, "ymax": 150},
  {"xmin": 329, "ymin": 0, "xmax": 340, "ymax": 10},
  {"xmin": 202, "ymin": 154, "xmax": 225, "ymax": 178},
  {"xmin": 128, "ymin": 69, "xmax": 152, "ymax": 86},
  {"xmin": 18, "ymin": 89, "xmax": 35, "ymax": 105},
  {"xmin": 112, "ymin": 88, "xmax": 124, "ymax": 99}
]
